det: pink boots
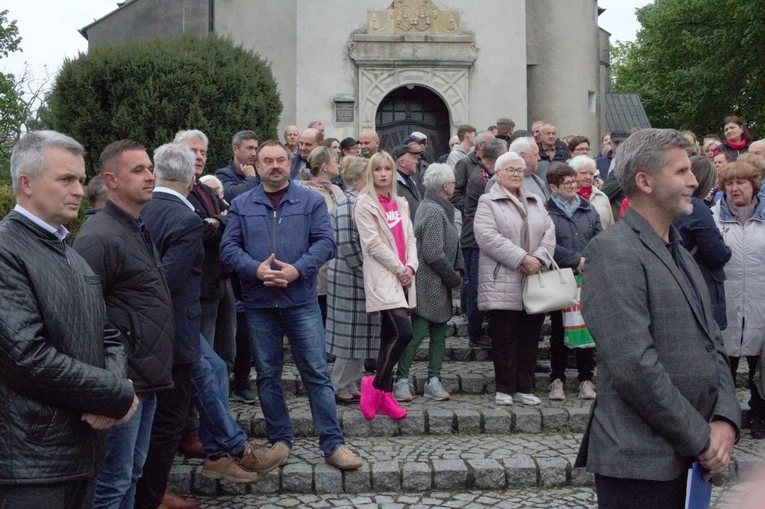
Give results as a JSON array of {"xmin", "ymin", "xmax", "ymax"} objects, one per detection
[
  {"xmin": 359, "ymin": 376, "xmax": 382, "ymax": 420},
  {"xmin": 359, "ymin": 376, "xmax": 407, "ymax": 420},
  {"xmin": 377, "ymin": 392, "xmax": 407, "ymax": 420}
]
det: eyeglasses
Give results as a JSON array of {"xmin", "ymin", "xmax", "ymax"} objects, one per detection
[
  {"xmin": 500, "ymin": 167, "xmax": 524, "ymax": 175},
  {"xmin": 573, "ymin": 146, "xmax": 591, "ymax": 153},
  {"xmin": 560, "ymin": 180, "xmax": 578, "ymax": 187}
]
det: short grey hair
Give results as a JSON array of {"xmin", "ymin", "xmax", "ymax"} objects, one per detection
[
  {"xmin": 494, "ymin": 151, "xmax": 525, "ymax": 172},
  {"xmin": 173, "ymin": 129, "xmax": 209, "ymax": 148},
  {"xmin": 10, "ymin": 130, "xmax": 85, "ymax": 195},
  {"xmin": 422, "ymin": 163, "xmax": 455, "ymax": 191},
  {"xmin": 615, "ymin": 128, "xmax": 691, "ymax": 197},
  {"xmin": 199, "ymin": 174, "xmax": 222, "ymax": 190},
  {"xmin": 232, "ymin": 130, "xmax": 258, "ymax": 147},
  {"xmin": 153, "ymin": 143, "xmax": 196, "ymax": 185},
  {"xmin": 473, "ymin": 130, "xmax": 493, "ymax": 147},
  {"xmin": 509, "ymin": 136, "xmax": 535, "ymax": 155},
  {"xmin": 482, "ymin": 139, "xmax": 508, "ymax": 161},
  {"xmin": 569, "ymin": 155, "xmax": 597, "ymax": 173}
]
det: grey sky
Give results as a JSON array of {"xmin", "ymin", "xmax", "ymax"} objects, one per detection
[{"xmin": 2, "ymin": 0, "xmax": 653, "ymax": 87}]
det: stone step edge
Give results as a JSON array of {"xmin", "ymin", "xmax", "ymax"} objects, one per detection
[
  {"xmin": 168, "ymin": 453, "xmax": 743, "ymax": 497},
  {"xmin": 236, "ymin": 404, "xmax": 592, "ymax": 438},
  {"xmin": 242, "ymin": 369, "xmax": 584, "ymax": 397}
]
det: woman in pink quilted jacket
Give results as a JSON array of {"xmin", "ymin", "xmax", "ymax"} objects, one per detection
[
  {"xmin": 473, "ymin": 151, "xmax": 556, "ymax": 406},
  {"xmin": 354, "ymin": 151, "xmax": 418, "ymax": 421}
]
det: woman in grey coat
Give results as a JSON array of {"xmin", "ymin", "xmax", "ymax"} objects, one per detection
[
  {"xmin": 326, "ymin": 157, "xmax": 381, "ymax": 405},
  {"xmin": 394, "ymin": 163, "xmax": 464, "ymax": 402}
]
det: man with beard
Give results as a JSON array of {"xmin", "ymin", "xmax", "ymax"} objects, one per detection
[
  {"xmin": 216, "ymin": 130, "xmax": 260, "ymax": 203},
  {"xmin": 575, "ymin": 129, "xmax": 740, "ymax": 508}
]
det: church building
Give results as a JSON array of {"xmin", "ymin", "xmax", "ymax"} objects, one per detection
[{"xmin": 81, "ymin": 0, "xmax": 613, "ymax": 157}]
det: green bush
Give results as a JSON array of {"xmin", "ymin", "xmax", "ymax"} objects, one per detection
[{"xmin": 44, "ymin": 33, "xmax": 282, "ymax": 176}]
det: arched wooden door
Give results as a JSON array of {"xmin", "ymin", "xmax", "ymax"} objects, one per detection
[{"xmin": 375, "ymin": 86, "xmax": 450, "ymax": 162}]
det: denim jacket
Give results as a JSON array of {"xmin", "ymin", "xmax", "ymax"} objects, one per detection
[{"xmin": 220, "ymin": 181, "xmax": 336, "ymax": 310}]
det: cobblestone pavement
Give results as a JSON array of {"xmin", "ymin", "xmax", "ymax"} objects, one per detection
[
  {"xmin": 169, "ymin": 433, "xmax": 763, "ymax": 500},
  {"xmin": 190, "ymin": 478, "xmax": 765, "ymax": 508}
]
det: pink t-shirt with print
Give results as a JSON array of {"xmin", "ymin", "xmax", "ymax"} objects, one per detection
[{"xmin": 378, "ymin": 194, "xmax": 407, "ymax": 266}]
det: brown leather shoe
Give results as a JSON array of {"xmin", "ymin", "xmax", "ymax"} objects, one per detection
[
  {"xmin": 178, "ymin": 432, "xmax": 205, "ymax": 458},
  {"xmin": 325, "ymin": 445, "xmax": 363, "ymax": 470},
  {"xmin": 161, "ymin": 491, "xmax": 202, "ymax": 509},
  {"xmin": 202, "ymin": 455, "xmax": 259, "ymax": 483},
  {"xmin": 240, "ymin": 441, "xmax": 290, "ymax": 474}
]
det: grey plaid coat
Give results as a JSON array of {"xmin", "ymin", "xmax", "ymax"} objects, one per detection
[
  {"xmin": 326, "ymin": 189, "xmax": 380, "ymax": 358},
  {"xmin": 414, "ymin": 189, "xmax": 465, "ymax": 323}
]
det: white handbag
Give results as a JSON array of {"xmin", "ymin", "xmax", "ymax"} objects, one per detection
[{"xmin": 522, "ymin": 248, "xmax": 578, "ymax": 314}]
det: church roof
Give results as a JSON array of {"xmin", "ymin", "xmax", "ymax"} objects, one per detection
[{"xmin": 605, "ymin": 93, "xmax": 651, "ymax": 132}]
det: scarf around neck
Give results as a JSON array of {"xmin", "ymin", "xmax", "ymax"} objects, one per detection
[
  {"xmin": 728, "ymin": 196, "xmax": 758, "ymax": 225},
  {"xmin": 552, "ymin": 193, "xmax": 581, "ymax": 218},
  {"xmin": 577, "ymin": 186, "xmax": 593, "ymax": 201}
]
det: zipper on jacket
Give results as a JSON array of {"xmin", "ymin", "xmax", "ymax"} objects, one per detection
[
  {"xmin": 272, "ymin": 209, "xmax": 278, "ymax": 259},
  {"xmin": 493, "ymin": 262, "xmax": 501, "ymax": 281}
]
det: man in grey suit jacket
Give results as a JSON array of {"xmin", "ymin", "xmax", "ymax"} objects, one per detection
[{"xmin": 576, "ymin": 129, "xmax": 740, "ymax": 508}]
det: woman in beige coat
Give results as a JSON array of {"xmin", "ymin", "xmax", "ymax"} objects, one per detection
[
  {"xmin": 569, "ymin": 155, "xmax": 615, "ymax": 229},
  {"xmin": 354, "ymin": 151, "xmax": 418, "ymax": 421},
  {"xmin": 474, "ymin": 151, "xmax": 556, "ymax": 407},
  {"xmin": 301, "ymin": 146, "xmax": 343, "ymax": 323}
]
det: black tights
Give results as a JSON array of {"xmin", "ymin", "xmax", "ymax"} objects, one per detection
[{"xmin": 373, "ymin": 308, "xmax": 413, "ymax": 392}]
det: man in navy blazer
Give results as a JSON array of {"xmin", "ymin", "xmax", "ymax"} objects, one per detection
[
  {"xmin": 576, "ymin": 129, "xmax": 740, "ymax": 508},
  {"xmin": 135, "ymin": 142, "xmax": 204, "ymax": 509}
]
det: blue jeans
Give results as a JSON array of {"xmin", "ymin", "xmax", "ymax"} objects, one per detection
[
  {"xmin": 192, "ymin": 334, "xmax": 248, "ymax": 457},
  {"xmin": 463, "ymin": 247, "xmax": 485, "ymax": 340},
  {"xmin": 245, "ymin": 303, "xmax": 345, "ymax": 456},
  {"xmin": 93, "ymin": 392, "xmax": 157, "ymax": 509}
]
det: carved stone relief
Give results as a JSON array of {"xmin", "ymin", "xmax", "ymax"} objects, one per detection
[{"xmin": 368, "ymin": 0, "xmax": 462, "ymax": 35}]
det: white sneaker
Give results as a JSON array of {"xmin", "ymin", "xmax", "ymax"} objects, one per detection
[
  {"xmin": 423, "ymin": 377, "xmax": 450, "ymax": 401},
  {"xmin": 495, "ymin": 392, "xmax": 514, "ymax": 405},
  {"xmin": 548, "ymin": 379, "xmax": 565, "ymax": 401},
  {"xmin": 393, "ymin": 379, "xmax": 413, "ymax": 402},
  {"xmin": 579, "ymin": 380, "xmax": 596, "ymax": 400},
  {"xmin": 513, "ymin": 392, "xmax": 542, "ymax": 405}
]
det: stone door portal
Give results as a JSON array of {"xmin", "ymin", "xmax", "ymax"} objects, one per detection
[{"xmin": 375, "ymin": 86, "xmax": 450, "ymax": 162}]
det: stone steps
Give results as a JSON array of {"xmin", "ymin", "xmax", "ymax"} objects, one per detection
[
  {"xmin": 231, "ymin": 393, "xmax": 593, "ymax": 439},
  {"xmin": 167, "ymin": 433, "xmax": 758, "ymax": 497},
  {"xmin": 252, "ymin": 360, "xmax": 577, "ymax": 398}
]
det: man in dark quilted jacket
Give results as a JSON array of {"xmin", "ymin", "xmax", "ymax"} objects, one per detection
[
  {"xmin": 74, "ymin": 140, "xmax": 175, "ymax": 509},
  {"xmin": 0, "ymin": 131, "xmax": 137, "ymax": 509}
]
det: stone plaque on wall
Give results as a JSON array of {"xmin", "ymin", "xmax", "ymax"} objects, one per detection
[
  {"xmin": 368, "ymin": 0, "xmax": 462, "ymax": 35},
  {"xmin": 335, "ymin": 101, "xmax": 355, "ymax": 123}
]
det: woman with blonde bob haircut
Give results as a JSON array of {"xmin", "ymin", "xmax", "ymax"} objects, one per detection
[
  {"xmin": 354, "ymin": 151, "xmax": 418, "ymax": 421},
  {"xmin": 712, "ymin": 161, "xmax": 765, "ymax": 439}
]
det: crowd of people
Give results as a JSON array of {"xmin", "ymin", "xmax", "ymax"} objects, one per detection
[{"xmin": 1, "ymin": 112, "xmax": 763, "ymax": 509}]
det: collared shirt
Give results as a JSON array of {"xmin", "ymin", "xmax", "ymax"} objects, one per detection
[
  {"xmin": 13, "ymin": 204, "xmax": 69, "ymax": 241},
  {"xmin": 666, "ymin": 232, "xmax": 705, "ymax": 322},
  {"xmin": 153, "ymin": 186, "xmax": 195, "ymax": 211}
]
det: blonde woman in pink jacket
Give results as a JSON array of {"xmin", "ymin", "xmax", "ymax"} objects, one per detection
[{"xmin": 354, "ymin": 151, "xmax": 418, "ymax": 421}]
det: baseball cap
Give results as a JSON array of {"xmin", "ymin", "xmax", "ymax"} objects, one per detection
[
  {"xmin": 390, "ymin": 144, "xmax": 423, "ymax": 160},
  {"xmin": 340, "ymin": 137, "xmax": 358, "ymax": 150}
]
